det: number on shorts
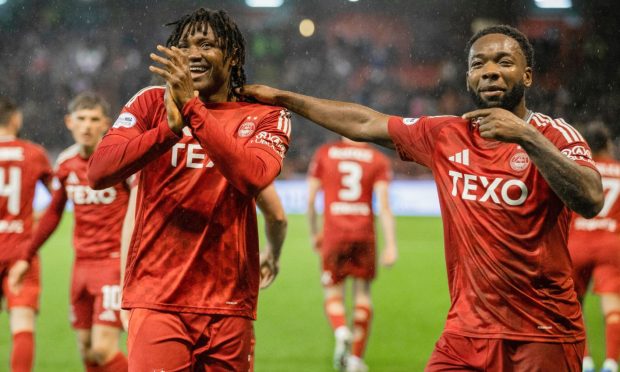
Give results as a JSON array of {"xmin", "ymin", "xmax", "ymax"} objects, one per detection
[
  {"xmin": 338, "ymin": 161, "xmax": 362, "ymax": 201},
  {"xmin": 0, "ymin": 166, "xmax": 21, "ymax": 215},
  {"xmin": 101, "ymin": 285, "xmax": 122, "ymax": 311}
]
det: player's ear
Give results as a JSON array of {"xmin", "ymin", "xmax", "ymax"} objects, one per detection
[
  {"xmin": 64, "ymin": 114, "xmax": 73, "ymax": 130},
  {"xmin": 523, "ymin": 66, "xmax": 533, "ymax": 88}
]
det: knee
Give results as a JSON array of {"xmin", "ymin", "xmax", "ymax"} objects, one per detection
[{"xmin": 89, "ymin": 343, "xmax": 118, "ymax": 365}]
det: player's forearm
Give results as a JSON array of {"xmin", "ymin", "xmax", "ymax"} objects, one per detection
[
  {"xmin": 519, "ymin": 131, "xmax": 604, "ymax": 218},
  {"xmin": 264, "ymin": 217, "xmax": 287, "ymax": 261},
  {"xmin": 379, "ymin": 208, "xmax": 397, "ymax": 252},
  {"xmin": 182, "ymin": 99, "xmax": 282, "ymax": 196},
  {"xmin": 88, "ymin": 122, "xmax": 180, "ymax": 189},
  {"xmin": 20, "ymin": 197, "xmax": 65, "ymax": 261},
  {"xmin": 271, "ymin": 89, "xmax": 393, "ymax": 147}
]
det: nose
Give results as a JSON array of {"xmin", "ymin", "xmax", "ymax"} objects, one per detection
[
  {"xmin": 481, "ymin": 63, "xmax": 500, "ymax": 81},
  {"xmin": 187, "ymin": 45, "xmax": 201, "ymax": 61}
]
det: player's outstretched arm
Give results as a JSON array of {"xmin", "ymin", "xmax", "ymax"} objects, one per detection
[
  {"xmin": 463, "ymin": 108, "xmax": 604, "ymax": 218},
  {"xmin": 9, "ymin": 186, "xmax": 68, "ymax": 293},
  {"xmin": 375, "ymin": 181, "xmax": 398, "ymax": 267},
  {"xmin": 237, "ymin": 85, "xmax": 395, "ymax": 149},
  {"xmin": 307, "ymin": 177, "xmax": 322, "ymax": 252},
  {"xmin": 256, "ymin": 184, "xmax": 287, "ymax": 289}
]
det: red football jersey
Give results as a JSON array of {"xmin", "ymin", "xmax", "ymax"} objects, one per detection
[
  {"xmin": 308, "ymin": 141, "xmax": 391, "ymax": 243},
  {"xmin": 23, "ymin": 145, "xmax": 130, "ymax": 261},
  {"xmin": 570, "ymin": 156, "xmax": 620, "ymax": 238},
  {"xmin": 0, "ymin": 136, "xmax": 52, "ymax": 261},
  {"xmin": 88, "ymin": 86, "xmax": 291, "ymax": 318},
  {"xmin": 388, "ymin": 112, "xmax": 597, "ymax": 343}
]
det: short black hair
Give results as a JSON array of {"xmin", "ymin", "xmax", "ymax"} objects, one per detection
[
  {"xmin": 466, "ymin": 25, "xmax": 535, "ymax": 68},
  {"xmin": 583, "ymin": 121, "xmax": 611, "ymax": 154},
  {"xmin": 165, "ymin": 8, "xmax": 246, "ymax": 96},
  {"xmin": 68, "ymin": 92, "xmax": 111, "ymax": 117},
  {"xmin": 0, "ymin": 96, "xmax": 19, "ymax": 127}
]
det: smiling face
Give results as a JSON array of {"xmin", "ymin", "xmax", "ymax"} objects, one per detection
[
  {"xmin": 177, "ymin": 24, "xmax": 236, "ymax": 101},
  {"xmin": 466, "ymin": 33, "xmax": 532, "ymax": 113}
]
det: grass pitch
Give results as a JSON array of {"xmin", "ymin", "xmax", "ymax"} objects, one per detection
[{"xmin": 0, "ymin": 215, "xmax": 606, "ymax": 371}]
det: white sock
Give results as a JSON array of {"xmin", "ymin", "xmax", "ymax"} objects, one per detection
[
  {"xmin": 602, "ymin": 358, "xmax": 618, "ymax": 372},
  {"xmin": 582, "ymin": 356, "xmax": 594, "ymax": 371},
  {"xmin": 335, "ymin": 326, "xmax": 351, "ymax": 340}
]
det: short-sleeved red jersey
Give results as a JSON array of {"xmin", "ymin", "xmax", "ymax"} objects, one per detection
[
  {"xmin": 388, "ymin": 112, "xmax": 598, "ymax": 343},
  {"xmin": 88, "ymin": 86, "xmax": 291, "ymax": 318},
  {"xmin": 0, "ymin": 136, "xmax": 52, "ymax": 261},
  {"xmin": 308, "ymin": 141, "xmax": 391, "ymax": 243},
  {"xmin": 570, "ymin": 156, "xmax": 620, "ymax": 238}
]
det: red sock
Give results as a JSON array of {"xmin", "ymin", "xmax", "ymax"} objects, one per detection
[
  {"xmin": 606, "ymin": 311, "xmax": 620, "ymax": 360},
  {"xmin": 324, "ymin": 296, "xmax": 346, "ymax": 330},
  {"xmin": 11, "ymin": 331, "xmax": 34, "ymax": 372},
  {"xmin": 584, "ymin": 342, "xmax": 590, "ymax": 357},
  {"xmin": 352, "ymin": 305, "xmax": 372, "ymax": 358},
  {"xmin": 85, "ymin": 352, "xmax": 128, "ymax": 372}
]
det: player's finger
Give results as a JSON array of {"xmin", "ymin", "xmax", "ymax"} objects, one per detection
[
  {"xmin": 462, "ymin": 109, "xmax": 492, "ymax": 120},
  {"xmin": 156, "ymin": 44, "xmax": 176, "ymax": 58},
  {"xmin": 149, "ymin": 65, "xmax": 173, "ymax": 80},
  {"xmin": 149, "ymin": 53, "xmax": 173, "ymax": 69}
]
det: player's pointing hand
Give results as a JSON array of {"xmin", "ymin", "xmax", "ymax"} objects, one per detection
[{"xmin": 462, "ymin": 108, "xmax": 534, "ymax": 144}]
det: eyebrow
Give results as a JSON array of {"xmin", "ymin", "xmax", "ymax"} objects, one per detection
[{"xmin": 471, "ymin": 51, "xmax": 514, "ymax": 60}]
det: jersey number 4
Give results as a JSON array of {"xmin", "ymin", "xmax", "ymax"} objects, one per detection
[
  {"xmin": 0, "ymin": 166, "xmax": 21, "ymax": 215},
  {"xmin": 338, "ymin": 161, "xmax": 362, "ymax": 201}
]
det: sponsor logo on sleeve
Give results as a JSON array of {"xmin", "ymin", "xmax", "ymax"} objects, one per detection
[
  {"xmin": 251, "ymin": 131, "xmax": 287, "ymax": 158},
  {"xmin": 112, "ymin": 113, "xmax": 137, "ymax": 129},
  {"xmin": 402, "ymin": 118, "xmax": 420, "ymax": 126},
  {"xmin": 561, "ymin": 145, "xmax": 594, "ymax": 164}
]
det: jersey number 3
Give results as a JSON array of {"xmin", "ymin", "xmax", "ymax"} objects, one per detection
[{"xmin": 338, "ymin": 161, "xmax": 362, "ymax": 201}]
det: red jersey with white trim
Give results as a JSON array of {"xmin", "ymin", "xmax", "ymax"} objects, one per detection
[
  {"xmin": 0, "ymin": 136, "xmax": 52, "ymax": 262},
  {"xmin": 387, "ymin": 112, "xmax": 597, "ymax": 342},
  {"xmin": 308, "ymin": 141, "xmax": 391, "ymax": 243},
  {"xmin": 24, "ymin": 145, "xmax": 130, "ymax": 261},
  {"xmin": 87, "ymin": 86, "xmax": 291, "ymax": 318},
  {"xmin": 570, "ymin": 156, "xmax": 620, "ymax": 238}
]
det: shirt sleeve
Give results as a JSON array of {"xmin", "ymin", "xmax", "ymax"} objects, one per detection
[
  {"xmin": 541, "ymin": 117, "xmax": 599, "ymax": 172},
  {"xmin": 374, "ymin": 152, "xmax": 392, "ymax": 183},
  {"xmin": 386, "ymin": 116, "xmax": 445, "ymax": 168},
  {"xmin": 34, "ymin": 145, "xmax": 53, "ymax": 189},
  {"xmin": 181, "ymin": 98, "xmax": 291, "ymax": 196},
  {"xmin": 87, "ymin": 87, "xmax": 181, "ymax": 190},
  {"xmin": 307, "ymin": 146, "xmax": 325, "ymax": 179},
  {"xmin": 20, "ymin": 171, "xmax": 68, "ymax": 261}
]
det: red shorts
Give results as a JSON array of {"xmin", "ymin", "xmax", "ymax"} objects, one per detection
[
  {"xmin": 127, "ymin": 308, "xmax": 254, "ymax": 372},
  {"xmin": 426, "ymin": 332, "xmax": 584, "ymax": 372},
  {"xmin": 0, "ymin": 256, "xmax": 41, "ymax": 311},
  {"xmin": 70, "ymin": 259, "xmax": 122, "ymax": 329},
  {"xmin": 320, "ymin": 240, "xmax": 375, "ymax": 286},
  {"xmin": 569, "ymin": 235, "xmax": 620, "ymax": 297}
]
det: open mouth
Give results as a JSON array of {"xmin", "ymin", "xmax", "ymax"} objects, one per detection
[{"xmin": 190, "ymin": 65, "xmax": 209, "ymax": 78}]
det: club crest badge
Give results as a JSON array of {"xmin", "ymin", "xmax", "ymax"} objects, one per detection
[
  {"xmin": 510, "ymin": 152, "xmax": 530, "ymax": 172},
  {"xmin": 238, "ymin": 121, "xmax": 256, "ymax": 137}
]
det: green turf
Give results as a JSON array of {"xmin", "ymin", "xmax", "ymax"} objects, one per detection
[{"xmin": 0, "ymin": 214, "xmax": 606, "ymax": 371}]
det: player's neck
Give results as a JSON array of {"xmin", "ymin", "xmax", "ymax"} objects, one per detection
[
  {"xmin": 0, "ymin": 127, "xmax": 16, "ymax": 138},
  {"xmin": 199, "ymin": 88, "xmax": 237, "ymax": 104},
  {"xmin": 78, "ymin": 144, "xmax": 95, "ymax": 158},
  {"xmin": 512, "ymin": 101, "xmax": 529, "ymax": 121}
]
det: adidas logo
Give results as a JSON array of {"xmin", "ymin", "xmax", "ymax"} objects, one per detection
[
  {"xmin": 98, "ymin": 309, "xmax": 117, "ymax": 322},
  {"xmin": 67, "ymin": 171, "xmax": 80, "ymax": 184},
  {"xmin": 448, "ymin": 149, "xmax": 470, "ymax": 166}
]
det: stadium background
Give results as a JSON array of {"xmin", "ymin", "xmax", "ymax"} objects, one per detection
[{"xmin": 1, "ymin": 0, "xmax": 619, "ymax": 370}]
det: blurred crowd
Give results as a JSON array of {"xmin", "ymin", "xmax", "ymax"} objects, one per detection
[{"xmin": 1, "ymin": 0, "xmax": 618, "ymax": 178}]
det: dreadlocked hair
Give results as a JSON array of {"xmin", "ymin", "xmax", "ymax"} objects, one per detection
[{"xmin": 165, "ymin": 8, "xmax": 246, "ymax": 99}]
